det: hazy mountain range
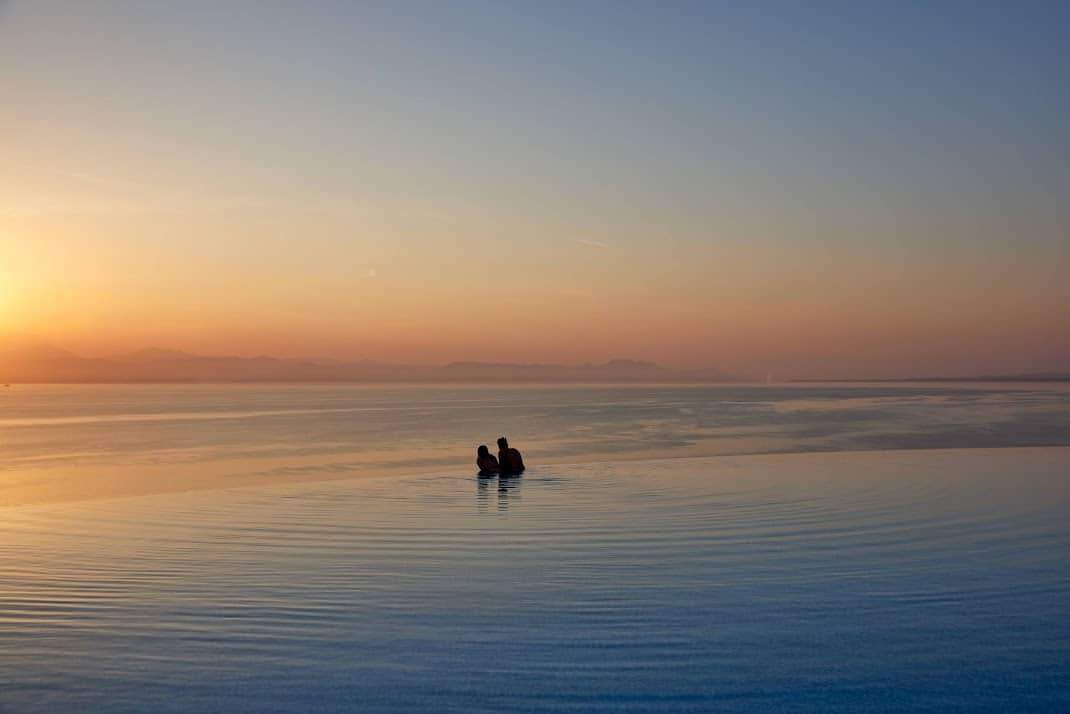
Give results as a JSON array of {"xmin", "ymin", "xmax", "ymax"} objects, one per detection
[{"xmin": 0, "ymin": 343, "xmax": 741, "ymax": 384}]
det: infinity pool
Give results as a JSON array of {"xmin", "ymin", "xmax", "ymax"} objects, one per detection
[{"xmin": 2, "ymin": 446, "xmax": 1067, "ymax": 712}]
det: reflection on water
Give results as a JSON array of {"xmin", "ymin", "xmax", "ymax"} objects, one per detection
[
  {"xmin": 496, "ymin": 474, "xmax": 522, "ymax": 512},
  {"xmin": 476, "ymin": 474, "xmax": 494, "ymax": 514},
  {"xmin": 1, "ymin": 382, "xmax": 1069, "ymax": 505},
  {"xmin": 476, "ymin": 474, "xmax": 524, "ymax": 514},
  {"xmin": 1, "ymin": 447, "xmax": 1068, "ymax": 712}
]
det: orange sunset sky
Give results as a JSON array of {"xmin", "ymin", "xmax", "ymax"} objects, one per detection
[{"xmin": 2, "ymin": 3, "xmax": 1068, "ymax": 379}]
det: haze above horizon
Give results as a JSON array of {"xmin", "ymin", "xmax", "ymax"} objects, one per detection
[{"xmin": 2, "ymin": 1, "xmax": 1068, "ymax": 379}]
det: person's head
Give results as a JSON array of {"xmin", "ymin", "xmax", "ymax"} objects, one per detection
[
  {"xmin": 497, "ymin": 436, "xmax": 509, "ymax": 449},
  {"xmin": 477, "ymin": 444, "xmax": 490, "ymax": 457}
]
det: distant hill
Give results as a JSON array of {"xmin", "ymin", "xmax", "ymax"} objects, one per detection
[
  {"xmin": 0, "ymin": 343, "xmax": 126, "ymax": 382},
  {"xmin": 0, "ymin": 343, "xmax": 741, "ymax": 384}
]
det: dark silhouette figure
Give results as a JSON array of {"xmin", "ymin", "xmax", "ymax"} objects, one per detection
[
  {"xmin": 497, "ymin": 436, "xmax": 525, "ymax": 476},
  {"xmin": 476, "ymin": 444, "xmax": 500, "ymax": 476}
]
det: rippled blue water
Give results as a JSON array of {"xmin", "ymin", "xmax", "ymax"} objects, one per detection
[{"xmin": 2, "ymin": 446, "xmax": 1068, "ymax": 712}]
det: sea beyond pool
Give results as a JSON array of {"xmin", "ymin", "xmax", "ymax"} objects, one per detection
[
  {"xmin": 1, "ymin": 383, "xmax": 1068, "ymax": 711},
  {"xmin": 1, "ymin": 381, "xmax": 1069, "ymax": 506}
]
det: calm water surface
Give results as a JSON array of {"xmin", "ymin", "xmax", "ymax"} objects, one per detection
[
  {"xmin": 1, "ymin": 385, "xmax": 1069, "ymax": 711},
  {"xmin": 1, "ymin": 382, "xmax": 1068, "ymax": 503},
  {"xmin": 2, "ymin": 449, "xmax": 1068, "ymax": 712}
]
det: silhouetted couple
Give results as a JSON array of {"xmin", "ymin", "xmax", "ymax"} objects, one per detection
[{"xmin": 477, "ymin": 437, "xmax": 525, "ymax": 476}]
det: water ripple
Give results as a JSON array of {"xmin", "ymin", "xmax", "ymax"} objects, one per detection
[{"xmin": 1, "ymin": 448, "xmax": 1068, "ymax": 712}]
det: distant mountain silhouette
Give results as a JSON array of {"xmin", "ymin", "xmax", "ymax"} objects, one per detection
[
  {"xmin": 0, "ymin": 342, "xmax": 125, "ymax": 382},
  {"xmin": 0, "ymin": 342, "xmax": 741, "ymax": 384}
]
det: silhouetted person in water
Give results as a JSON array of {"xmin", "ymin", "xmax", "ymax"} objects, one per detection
[
  {"xmin": 497, "ymin": 436, "xmax": 525, "ymax": 475},
  {"xmin": 476, "ymin": 444, "xmax": 500, "ymax": 476}
]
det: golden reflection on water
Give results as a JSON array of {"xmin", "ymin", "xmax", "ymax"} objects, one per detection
[{"xmin": 1, "ymin": 382, "xmax": 1069, "ymax": 507}]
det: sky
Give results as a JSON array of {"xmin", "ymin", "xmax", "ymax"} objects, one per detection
[{"xmin": 1, "ymin": 0, "xmax": 1068, "ymax": 378}]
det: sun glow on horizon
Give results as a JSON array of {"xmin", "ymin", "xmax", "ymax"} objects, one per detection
[{"xmin": 1, "ymin": 2, "xmax": 1068, "ymax": 378}]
